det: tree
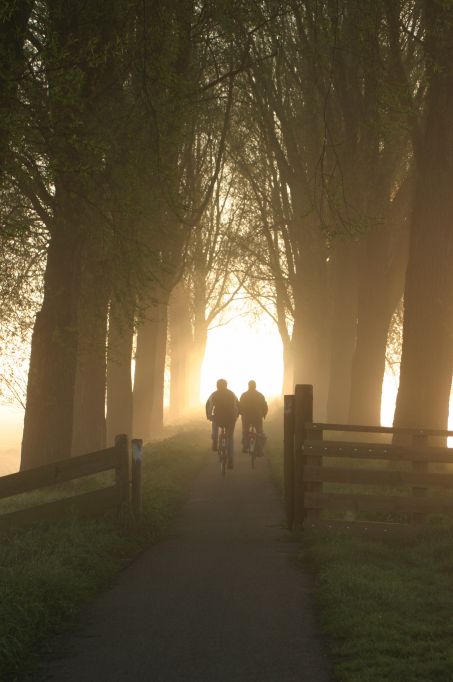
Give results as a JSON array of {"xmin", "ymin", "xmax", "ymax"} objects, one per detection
[
  {"xmin": 231, "ymin": 4, "xmax": 332, "ymax": 416},
  {"xmin": 21, "ymin": 0, "xmax": 129, "ymax": 468},
  {"xmin": 71, "ymin": 235, "xmax": 111, "ymax": 455},
  {"xmin": 231, "ymin": 0, "xmax": 414, "ymax": 421},
  {"xmin": 0, "ymin": 0, "xmax": 33, "ymax": 175},
  {"xmin": 169, "ymin": 160, "xmax": 247, "ymax": 417},
  {"xmin": 106, "ymin": 294, "xmax": 134, "ymax": 446},
  {"xmin": 341, "ymin": 1, "xmax": 418, "ymax": 425},
  {"xmin": 231, "ymin": 127, "xmax": 296, "ymax": 394},
  {"xmin": 394, "ymin": 0, "xmax": 453, "ymax": 434}
]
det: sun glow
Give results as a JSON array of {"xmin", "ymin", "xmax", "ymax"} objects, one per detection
[
  {"xmin": 0, "ymin": 404, "xmax": 23, "ymax": 475},
  {"xmin": 200, "ymin": 316, "xmax": 453, "ymax": 447},
  {"xmin": 381, "ymin": 367, "xmax": 453, "ymax": 445},
  {"xmin": 380, "ymin": 372, "xmax": 398, "ymax": 426},
  {"xmin": 1, "ymin": 315, "xmax": 452, "ymax": 477},
  {"xmin": 200, "ymin": 314, "xmax": 283, "ymax": 404}
]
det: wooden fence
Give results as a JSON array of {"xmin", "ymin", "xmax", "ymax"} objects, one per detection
[
  {"xmin": 0, "ymin": 434, "xmax": 143, "ymax": 527},
  {"xmin": 284, "ymin": 385, "xmax": 453, "ymax": 531}
]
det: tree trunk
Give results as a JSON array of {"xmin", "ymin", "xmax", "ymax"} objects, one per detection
[
  {"xmin": 189, "ymin": 325, "xmax": 208, "ymax": 410},
  {"xmin": 150, "ymin": 302, "xmax": 168, "ymax": 434},
  {"xmin": 282, "ymin": 339, "xmax": 294, "ymax": 394},
  {"xmin": 189, "ymin": 273, "xmax": 208, "ymax": 410},
  {"xmin": 290, "ymin": 195, "xmax": 331, "ymax": 420},
  {"xmin": 292, "ymin": 299, "xmax": 331, "ymax": 420},
  {"xmin": 394, "ymin": 3, "xmax": 453, "ymax": 433},
  {"xmin": 292, "ymin": 259, "xmax": 331, "ymax": 420},
  {"xmin": 21, "ymin": 199, "xmax": 83, "ymax": 469},
  {"xmin": 133, "ymin": 302, "xmax": 168, "ymax": 441},
  {"xmin": 169, "ymin": 283, "xmax": 192, "ymax": 420},
  {"xmin": 106, "ymin": 297, "xmax": 134, "ymax": 446},
  {"xmin": 21, "ymin": 0, "xmax": 118, "ymax": 468},
  {"xmin": 326, "ymin": 241, "xmax": 359, "ymax": 423},
  {"xmin": 348, "ymin": 225, "xmax": 408, "ymax": 425},
  {"xmin": 71, "ymin": 260, "xmax": 109, "ymax": 456},
  {"xmin": 349, "ymin": 304, "xmax": 394, "ymax": 426}
]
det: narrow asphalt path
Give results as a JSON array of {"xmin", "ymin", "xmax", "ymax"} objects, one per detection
[{"xmin": 37, "ymin": 445, "xmax": 334, "ymax": 682}]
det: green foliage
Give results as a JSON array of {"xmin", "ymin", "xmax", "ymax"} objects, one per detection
[{"xmin": 0, "ymin": 427, "xmax": 207, "ymax": 680}]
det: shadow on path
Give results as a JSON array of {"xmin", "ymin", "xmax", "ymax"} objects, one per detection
[{"xmin": 37, "ymin": 448, "xmax": 334, "ymax": 681}]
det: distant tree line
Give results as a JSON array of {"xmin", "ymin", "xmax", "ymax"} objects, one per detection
[{"xmin": 0, "ymin": 0, "xmax": 451, "ymax": 469}]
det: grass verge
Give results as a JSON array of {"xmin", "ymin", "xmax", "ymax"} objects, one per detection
[
  {"xmin": 304, "ymin": 526, "xmax": 453, "ymax": 682},
  {"xmin": 264, "ymin": 413, "xmax": 285, "ymax": 495},
  {"xmin": 266, "ymin": 418, "xmax": 453, "ymax": 681},
  {"xmin": 0, "ymin": 426, "xmax": 208, "ymax": 681}
]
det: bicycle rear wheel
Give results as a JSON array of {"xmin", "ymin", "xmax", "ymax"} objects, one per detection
[
  {"xmin": 249, "ymin": 431, "xmax": 256, "ymax": 469},
  {"xmin": 220, "ymin": 451, "xmax": 226, "ymax": 476},
  {"xmin": 219, "ymin": 432, "xmax": 228, "ymax": 476}
]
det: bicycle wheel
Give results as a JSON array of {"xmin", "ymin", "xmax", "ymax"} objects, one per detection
[
  {"xmin": 249, "ymin": 431, "xmax": 256, "ymax": 469},
  {"xmin": 219, "ymin": 432, "xmax": 227, "ymax": 476}
]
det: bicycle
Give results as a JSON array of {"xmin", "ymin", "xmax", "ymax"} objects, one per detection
[
  {"xmin": 247, "ymin": 425, "xmax": 257, "ymax": 469},
  {"xmin": 218, "ymin": 425, "xmax": 229, "ymax": 476}
]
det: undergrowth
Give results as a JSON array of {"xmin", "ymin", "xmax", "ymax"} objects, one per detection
[
  {"xmin": 0, "ymin": 426, "xmax": 208, "ymax": 681},
  {"xmin": 303, "ymin": 526, "xmax": 453, "ymax": 682}
]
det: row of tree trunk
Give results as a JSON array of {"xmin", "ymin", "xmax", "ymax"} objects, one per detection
[
  {"xmin": 261, "ymin": 2, "xmax": 453, "ymax": 433},
  {"xmin": 16, "ymin": 0, "xmax": 453, "ymax": 474}
]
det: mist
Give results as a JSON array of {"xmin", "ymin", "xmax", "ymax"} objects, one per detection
[
  {"xmin": 1, "ymin": 2, "xmax": 453, "ymax": 680},
  {"xmin": 0, "ymin": 0, "xmax": 452, "ymax": 472}
]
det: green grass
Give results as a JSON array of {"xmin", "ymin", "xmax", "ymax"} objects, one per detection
[
  {"xmin": 0, "ymin": 426, "xmax": 208, "ymax": 681},
  {"xmin": 303, "ymin": 527, "xmax": 453, "ymax": 682},
  {"xmin": 267, "ymin": 419, "xmax": 453, "ymax": 681}
]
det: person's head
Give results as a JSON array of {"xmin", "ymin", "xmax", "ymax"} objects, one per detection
[
  {"xmin": 248, "ymin": 380, "xmax": 256, "ymax": 391},
  {"xmin": 216, "ymin": 378, "xmax": 228, "ymax": 390}
]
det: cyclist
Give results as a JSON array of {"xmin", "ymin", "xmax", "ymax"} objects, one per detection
[
  {"xmin": 205, "ymin": 379, "xmax": 239, "ymax": 468},
  {"xmin": 239, "ymin": 380, "xmax": 268, "ymax": 454}
]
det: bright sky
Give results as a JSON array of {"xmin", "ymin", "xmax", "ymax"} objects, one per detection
[
  {"xmin": 200, "ymin": 315, "xmax": 407, "ymax": 426},
  {"xmin": 200, "ymin": 313, "xmax": 283, "ymax": 402},
  {"xmin": 0, "ymin": 404, "xmax": 24, "ymax": 476},
  {"xmin": 381, "ymin": 372, "xmax": 398, "ymax": 427}
]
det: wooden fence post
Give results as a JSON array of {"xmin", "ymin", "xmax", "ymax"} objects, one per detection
[
  {"xmin": 284, "ymin": 395, "xmax": 295, "ymax": 529},
  {"xmin": 131, "ymin": 438, "xmax": 143, "ymax": 521},
  {"xmin": 294, "ymin": 384, "xmax": 313, "ymax": 524},
  {"xmin": 114, "ymin": 434, "xmax": 130, "ymax": 514}
]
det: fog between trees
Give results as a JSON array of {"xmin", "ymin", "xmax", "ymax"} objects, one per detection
[{"xmin": 0, "ymin": 1, "xmax": 452, "ymax": 470}]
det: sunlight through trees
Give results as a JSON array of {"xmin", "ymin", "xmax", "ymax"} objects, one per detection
[{"xmin": 0, "ymin": 0, "xmax": 452, "ymax": 470}]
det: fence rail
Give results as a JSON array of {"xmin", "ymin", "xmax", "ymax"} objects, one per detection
[
  {"xmin": 284, "ymin": 385, "xmax": 453, "ymax": 531},
  {"xmin": 303, "ymin": 440, "xmax": 453, "ymax": 463},
  {"xmin": 0, "ymin": 434, "xmax": 131, "ymax": 527},
  {"xmin": 306, "ymin": 422, "xmax": 453, "ymax": 437}
]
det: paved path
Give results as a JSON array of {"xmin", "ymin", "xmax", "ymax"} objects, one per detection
[{"xmin": 37, "ymin": 448, "xmax": 334, "ymax": 681}]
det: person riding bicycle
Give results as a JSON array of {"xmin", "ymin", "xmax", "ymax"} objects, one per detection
[
  {"xmin": 205, "ymin": 379, "xmax": 239, "ymax": 468},
  {"xmin": 239, "ymin": 380, "xmax": 268, "ymax": 454}
]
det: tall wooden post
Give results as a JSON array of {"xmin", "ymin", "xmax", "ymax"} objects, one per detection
[
  {"xmin": 294, "ymin": 384, "xmax": 313, "ymax": 524},
  {"xmin": 284, "ymin": 395, "xmax": 295, "ymax": 529},
  {"xmin": 131, "ymin": 438, "xmax": 143, "ymax": 521}
]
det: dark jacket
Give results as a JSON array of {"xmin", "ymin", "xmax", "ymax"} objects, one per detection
[
  {"xmin": 239, "ymin": 389, "xmax": 268, "ymax": 420},
  {"xmin": 206, "ymin": 388, "xmax": 239, "ymax": 425}
]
